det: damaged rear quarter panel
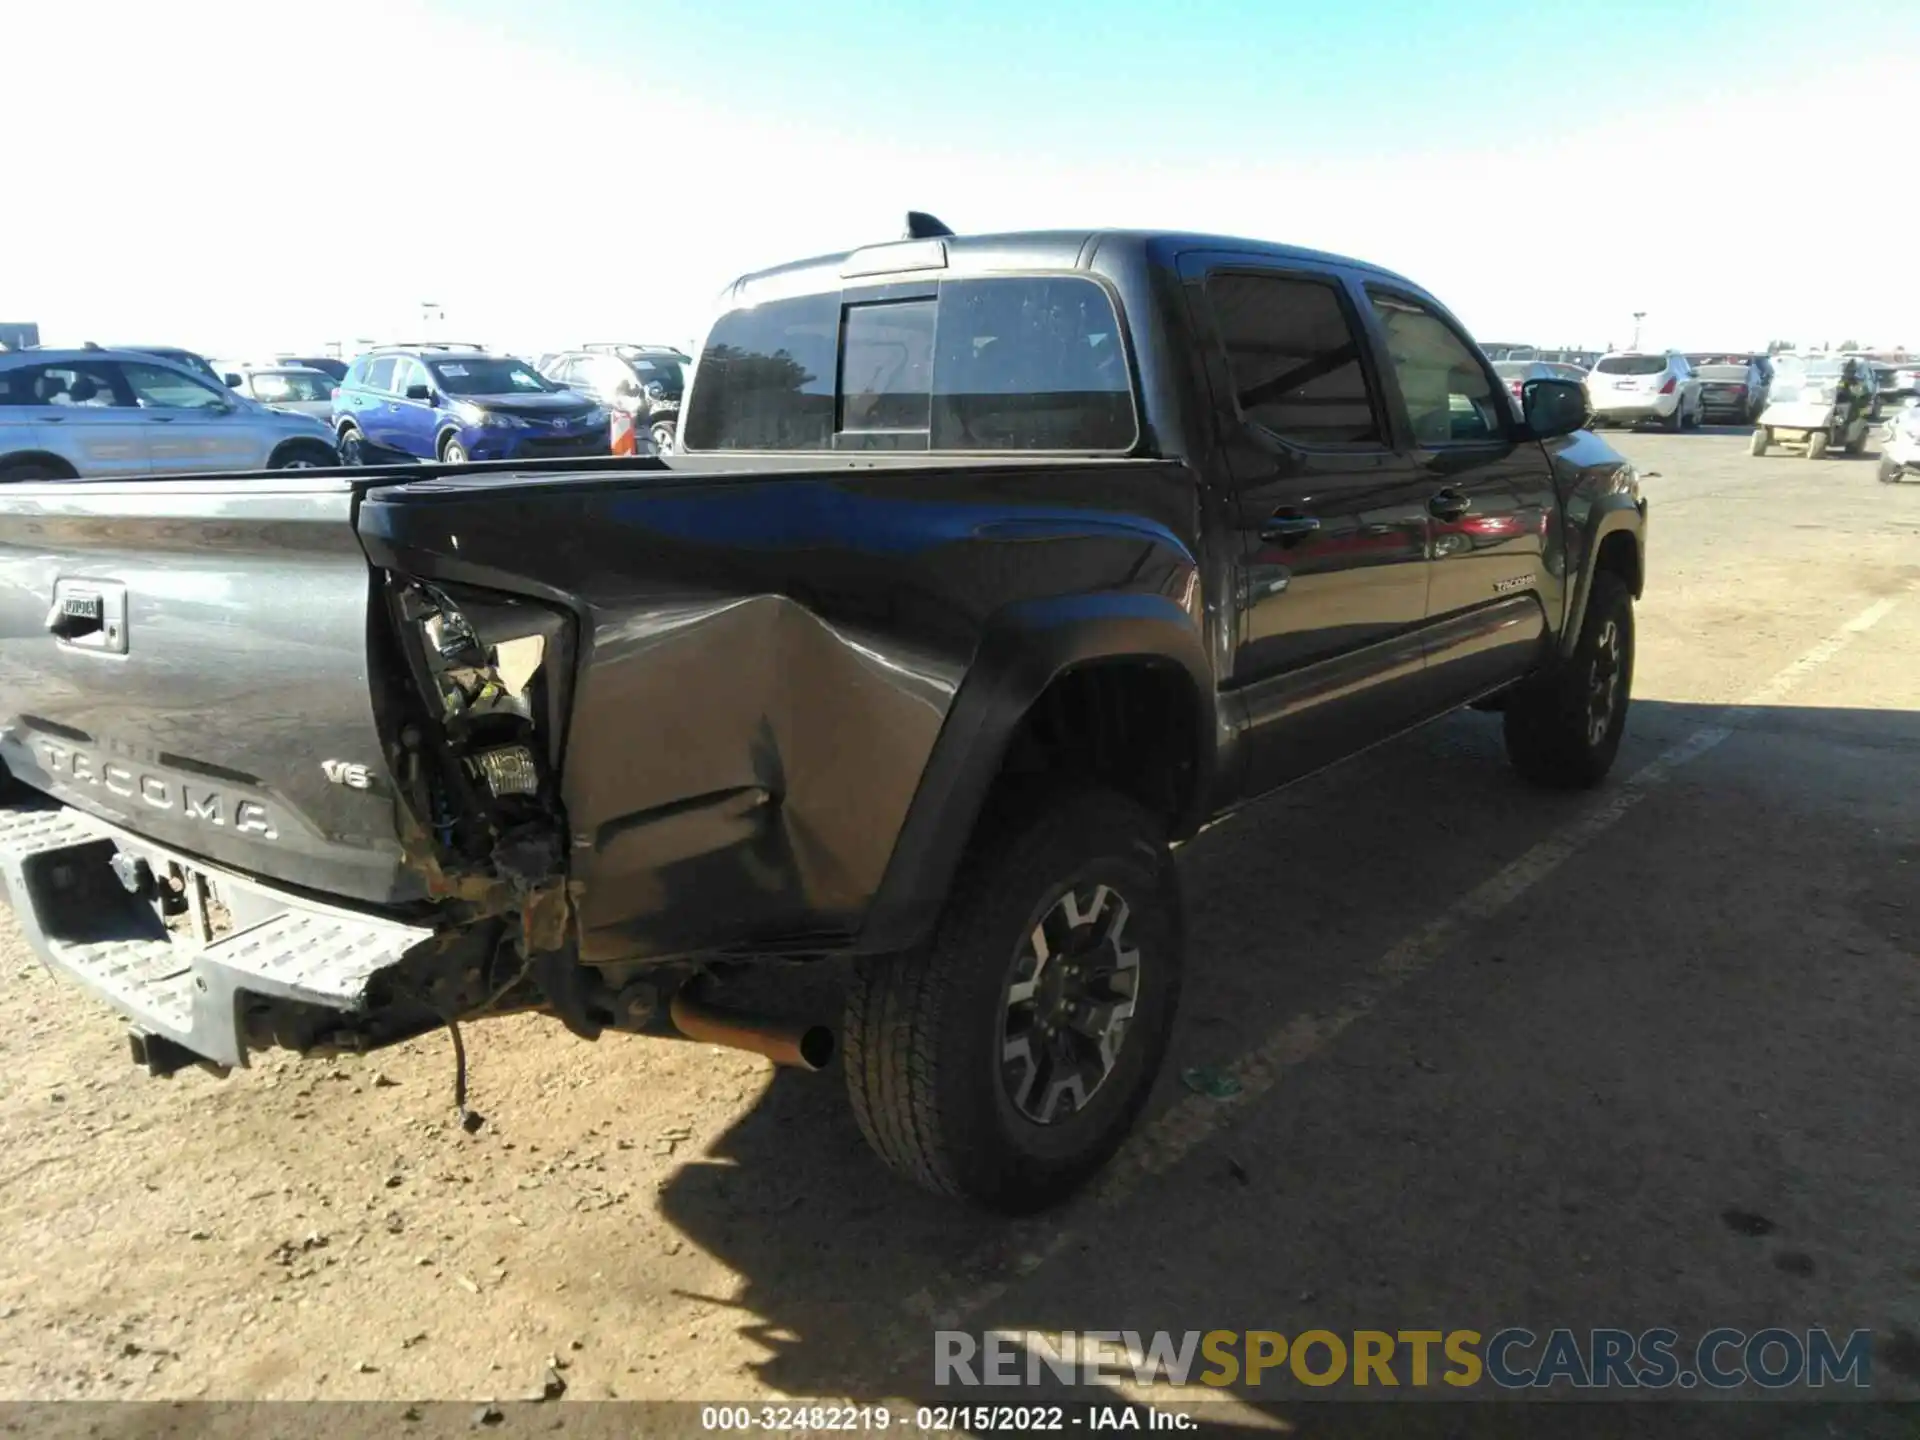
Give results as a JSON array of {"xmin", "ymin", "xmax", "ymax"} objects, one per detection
[{"xmin": 357, "ymin": 460, "xmax": 1202, "ymax": 964}]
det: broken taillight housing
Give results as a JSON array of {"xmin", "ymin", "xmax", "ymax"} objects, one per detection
[
  {"xmin": 472, "ymin": 744, "xmax": 539, "ymax": 798},
  {"xmin": 387, "ymin": 578, "xmax": 575, "ymax": 860}
]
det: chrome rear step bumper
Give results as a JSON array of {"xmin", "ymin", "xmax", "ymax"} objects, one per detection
[{"xmin": 0, "ymin": 799, "xmax": 436, "ymax": 1071}]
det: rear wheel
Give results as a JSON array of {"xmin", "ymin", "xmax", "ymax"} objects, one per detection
[
  {"xmin": 269, "ymin": 440, "xmax": 336, "ymax": 470},
  {"xmin": 1807, "ymin": 429, "xmax": 1829, "ymax": 460},
  {"xmin": 0, "ymin": 459, "xmax": 73, "ymax": 483},
  {"xmin": 337, "ymin": 426, "xmax": 366, "ymax": 466},
  {"xmin": 1881, "ymin": 458, "xmax": 1903, "ymax": 484},
  {"xmin": 1503, "ymin": 571, "xmax": 1634, "ymax": 790},
  {"xmin": 649, "ymin": 419, "xmax": 676, "ymax": 455},
  {"xmin": 1666, "ymin": 402, "xmax": 1684, "ymax": 433},
  {"xmin": 1749, "ymin": 428, "xmax": 1770, "ymax": 457},
  {"xmin": 843, "ymin": 787, "xmax": 1184, "ymax": 1212}
]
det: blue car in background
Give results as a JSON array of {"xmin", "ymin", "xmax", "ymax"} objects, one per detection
[{"xmin": 331, "ymin": 344, "xmax": 610, "ymax": 465}]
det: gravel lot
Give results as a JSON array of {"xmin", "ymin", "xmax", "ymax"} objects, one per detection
[{"xmin": 2, "ymin": 427, "xmax": 1918, "ymax": 1430}]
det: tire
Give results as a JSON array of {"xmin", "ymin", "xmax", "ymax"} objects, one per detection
[
  {"xmin": 337, "ymin": 426, "xmax": 366, "ymax": 466},
  {"xmin": 1749, "ymin": 428, "xmax": 1769, "ymax": 457},
  {"xmin": 843, "ymin": 787, "xmax": 1184, "ymax": 1212},
  {"xmin": 1806, "ymin": 429, "xmax": 1829, "ymax": 460},
  {"xmin": 1881, "ymin": 459, "xmax": 1903, "ymax": 484},
  {"xmin": 1666, "ymin": 403, "xmax": 1683, "ymax": 433},
  {"xmin": 649, "ymin": 420, "xmax": 676, "ymax": 455},
  {"xmin": 268, "ymin": 440, "xmax": 336, "ymax": 470},
  {"xmin": 441, "ymin": 436, "xmax": 469, "ymax": 465},
  {"xmin": 1842, "ymin": 424, "xmax": 1864, "ymax": 457},
  {"xmin": 0, "ymin": 460, "xmax": 72, "ymax": 483},
  {"xmin": 1503, "ymin": 570, "xmax": 1634, "ymax": 790}
]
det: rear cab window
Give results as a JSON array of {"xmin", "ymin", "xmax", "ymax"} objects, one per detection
[{"xmin": 683, "ymin": 275, "xmax": 1137, "ymax": 453}]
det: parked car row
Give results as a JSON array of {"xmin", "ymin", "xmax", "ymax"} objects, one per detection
[
  {"xmin": 0, "ymin": 319, "xmax": 1906, "ymax": 482},
  {"xmin": 0, "ymin": 347, "xmax": 340, "ymax": 481}
]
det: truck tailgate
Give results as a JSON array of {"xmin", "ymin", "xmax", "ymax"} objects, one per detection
[{"xmin": 0, "ymin": 477, "xmax": 418, "ymax": 905}]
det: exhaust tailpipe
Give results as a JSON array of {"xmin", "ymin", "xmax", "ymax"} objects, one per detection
[{"xmin": 668, "ymin": 989, "xmax": 836, "ymax": 1072}]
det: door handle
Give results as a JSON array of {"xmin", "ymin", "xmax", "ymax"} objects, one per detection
[
  {"xmin": 146, "ymin": 414, "xmax": 178, "ymax": 423},
  {"xmin": 1428, "ymin": 489, "xmax": 1471, "ymax": 520},
  {"xmin": 1260, "ymin": 511, "xmax": 1321, "ymax": 543}
]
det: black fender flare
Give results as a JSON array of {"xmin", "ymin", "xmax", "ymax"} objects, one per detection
[
  {"xmin": 1560, "ymin": 492, "xmax": 1647, "ymax": 659},
  {"xmin": 856, "ymin": 591, "xmax": 1215, "ymax": 955}
]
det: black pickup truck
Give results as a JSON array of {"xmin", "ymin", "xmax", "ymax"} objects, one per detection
[{"xmin": 0, "ymin": 218, "xmax": 1647, "ymax": 1211}]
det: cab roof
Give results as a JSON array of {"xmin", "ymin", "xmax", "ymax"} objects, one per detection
[{"xmin": 722, "ymin": 225, "xmax": 1419, "ymax": 309}]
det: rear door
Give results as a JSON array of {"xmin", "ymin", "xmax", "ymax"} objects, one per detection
[
  {"xmin": 1358, "ymin": 286, "xmax": 1555, "ymax": 703},
  {"xmin": 1182, "ymin": 256, "xmax": 1435, "ymax": 796},
  {"xmin": 388, "ymin": 358, "xmax": 439, "ymax": 458},
  {"xmin": 4, "ymin": 361, "xmax": 152, "ymax": 478},
  {"xmin": 356, "ymin": 356, "xmax": 402, "ymax": 454},
  {"xmin": 120, "ymin": 360, "xmax": 269, "ymax": 474}
]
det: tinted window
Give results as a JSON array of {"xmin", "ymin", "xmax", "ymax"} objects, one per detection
[
  {"xmin": 0, "ymin": 362, "xmax": 128, "ymax": 407},
  {"xmin": 1595, "ymin": 355, "xmax": 1670, "ymax": 375},
  {"xmin": 1206, "ymin": 273, "xmax": 1381, "ymax": 445},
  {"xmin": 365, "ymin": 357, "xmax": 398, "ymax": 392},
  {"xmin": 684, "ymin": 278, "xmax": 1136, "ymax": 453},
  {"xmin": 930, "ymin": 276, "xmax": 1135, "ymax": 451},
  {"xmin": 627, "ymin": 355, "xmax": 685, "ymax": 395},
  {"xmin": 684, "ymin": 292, "xmax": 839, "ymax": 450},
  {"xmin": 250, "ymin": 372, "xmax": 334, "ymax": 402},
  {"xmin": 120, "ymin": 361, "xmax": 229, "ymax": 410},
  {"xmin": 841, "ymin": 300, "xmax": 934, "ymax": 433},
  {"xmin": 1366, "ymin": 292, "xmax": 1505, "ymax": 444}
]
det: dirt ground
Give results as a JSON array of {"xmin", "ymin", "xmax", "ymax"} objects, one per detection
[{"xmin": 3, "ymin": 427, "xmax": 1919, "ymax": 1431}]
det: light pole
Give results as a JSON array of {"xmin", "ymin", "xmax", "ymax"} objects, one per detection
[{"xmin": 1630, "ymin": 312, "xmax": 1646, "ymax": 351}]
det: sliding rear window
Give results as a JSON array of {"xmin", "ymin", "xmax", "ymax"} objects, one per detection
[{"xmin": 684, "ymin": 275, "xmax": 1137, "ymax": 453}]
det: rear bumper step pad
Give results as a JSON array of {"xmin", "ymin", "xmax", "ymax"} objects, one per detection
[{"xmin": 0, "ymin": 800, "xmax": 435, "ymax": 1070}]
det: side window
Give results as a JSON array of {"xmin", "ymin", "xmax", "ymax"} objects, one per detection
[
  {"xmin": 840, "ymin": 300, "xmax": 935, "ymax": 434},
  {"xmin": 1204, "ymin": 272, "xmax": 1383, "ymax": 446},
  {"xmin": 119, "ymin": 362, "xmax": 229, "ymax": 410},
  {"xmin": 365, "ymin": 357, "xmax": 398, "ymax": 393},
  {"xmin": 393, "ymin": 359, "xmax": 425, "ymax": 396},
  {"xmin": 1366, "ymin": 292, "xmax": 1506, "ymax": 445},
  {"xmin": 1, "ymin": 362, "xmax": 129, "ymax": 407}
]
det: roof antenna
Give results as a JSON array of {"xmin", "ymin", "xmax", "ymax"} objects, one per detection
[{"xmin": 903, "ymin": 211, "xmax": 954, "ymax": 240}]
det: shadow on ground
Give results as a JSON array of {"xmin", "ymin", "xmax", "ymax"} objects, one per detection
[{"xmin": 640, "ymin": 698, "xmax": 1920, "ymax": 1434}]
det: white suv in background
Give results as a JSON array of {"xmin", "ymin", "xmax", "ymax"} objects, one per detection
[{"xmin": 1586, "ymin": 352, "xmax": 1703, "ymax": 430}]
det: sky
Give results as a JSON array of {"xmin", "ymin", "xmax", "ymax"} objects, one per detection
[{"xmin": 6, "ymin": 0, "xmax": 1918, "ymax": 361}]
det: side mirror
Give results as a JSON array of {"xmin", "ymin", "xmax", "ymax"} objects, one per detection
[
  {"xmin": 1521, "ymin": 378, "xmax": 1588, "ymax": 439},
  {"xmin": 405, "ymin": 383, "xmax": 433, "ymax": 402},
  {"xmin": 224, "ymin": 373, "xmax": 243, "ymax": 389}
]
